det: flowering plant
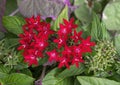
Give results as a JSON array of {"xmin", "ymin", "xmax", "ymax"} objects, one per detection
[{"xmin": 0, "ymin": 0, "xmax": 120, "ymax": 85}]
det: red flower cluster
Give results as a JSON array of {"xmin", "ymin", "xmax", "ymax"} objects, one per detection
[
  {"xmin": 18, "ymin": 15, "xmax": 95, "ymax": 68},
  {"xmin": 18, "ymin": 16, "xmax": 54, "ymax": 66},
  {"xmin": 46, "ymin": 18, "xmax": 95, "ymax": 68}
]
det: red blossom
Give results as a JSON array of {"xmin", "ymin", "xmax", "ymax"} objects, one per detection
[
  {"xmin": 81, "ymin": 36, "xmax": 95, "ymax": 53},
  {"xmin": 24, "ymin": 54, "xmax": 38, "ymax": 66},
  {"xmin": 18, "ymin": 16, "xmax": 95, "ymax": 68},
  {"xmin": 72, "ymin": 55, "xmax": 84, "ymax": 68},
  {"xmin": 73, "ymin": 45, "xmax": 83, "ymax": 56},
  {"xmin": 62, "ymin": 45, "xmax": 72, "ymax": 57},
  {"xmin": 71, "ymin": 30, "xmax": 83, "ymax": 43},
  {"xmin": 25, "ymin": 16, "xmax": 41, "ymax": 29},
  {"xmin": 58, "ymin": 56, "xmax": 70, "ymax": 69},
  {"xmin": 46, "ymin": 50, "xmax": 59, "ymax": 62},
  {"xmin": 58, "ymin": 24, "xmax": 70, "ymax": 37},
  {"xmin": 63, "ymin": 18, "xmax": 78, "ymax": 29},
  {"xmin": 54, "ymin": 37, "xmax": 67, "ymax": 48}
]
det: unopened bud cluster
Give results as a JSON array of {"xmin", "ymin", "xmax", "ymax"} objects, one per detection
[{"xmin": 85, "ymin": 40, "xmax": 117, "ymax": 75}]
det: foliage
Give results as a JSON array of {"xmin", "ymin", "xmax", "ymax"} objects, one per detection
[{"xmin": 0, "ymin": 0, "xmax": 120, "ymax": 85}]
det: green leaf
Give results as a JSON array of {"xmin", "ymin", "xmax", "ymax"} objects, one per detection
[
  {"xmin": 74, "ymin": 79, "xmax": 81, "ymax": 85},
  {"xmin": 42, "ymin": 68, "xmax": 74, "ymax": 85},
  {"xmin": 77, "ymin": 76, "xmax": 120, "ymax": 85},
  {"xmin": 93, "ymin": 1, "xmax": 102, "ymax": 13},
  {"xmin": 2, "ymin": 16, "xmax": 25, "ymax": 35},
  {"xmin": 0, "ymin": 64, "xmax": 11, "ymax": 74},
  {"xmin": 108, "ymin": 74, "xmax": 120, "ymax": 82},
  {"xmin": 4, "ymin": 38, "xmax": 19, "ymax": 48},
  {"xmin": 0, "ymin": 32, "xmax": 5, "ymax": 40},
  {"xmin": 0, "ymin": 72, "xmax": 8, "ymax": 79},
  {"xmin": 52, "ymin": 5, "xmax": 68, "ymax": 31},
  {"xmin": 1, "ymin": 73, "xmax": 35, "ymax": 85},
  {"xmin": 74, "ymin": 0, "xmax": 92, "ymax": 24},
  {"xmin": 13, "ymin": 63, "xmax": 28, "ymax": 70},
  {"xmin": 115, "ymin": 32, "xmax": 120, "ymax": 55},
  {"xmin": 5, "ymin": 0, "xmax": 18, "ymax": 15},
  {"xmin": 20, "ymin": 69, "xmax": 32, "ymax": 77},
  {"xmin": 91, "ymin": 13, "xmax": 110, "ymax": 41},
  {"xmin": 102, "ymin": 1, "xmax": 120, "ymax": 30},
  {"xmin": 57, "ymin": 64, "xmax": 85, "ymax": 78}
]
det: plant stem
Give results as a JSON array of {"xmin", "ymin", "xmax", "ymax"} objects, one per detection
[
  {"xmin": 9, "ymin": 8, "xmax": 19, "ymax": 16},
  {"xmin": 40, "ymin": 66, "xmax": 47, "ymax": 80},
  {"xmin": 35, "ymin": 66, "xmax": 47, "ymax": 85}
]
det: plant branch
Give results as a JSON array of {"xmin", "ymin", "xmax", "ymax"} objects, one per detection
[
  {"xmin": 9, "ymin": 8, "xmax": 19, "ymax": 16},
  {"xmin": 35, "ymin": 66, "xmax": 47, "ymax": 85},
  {"xmin": 40, "ymin": 66, "xmax": 47, "ymax": 80}
]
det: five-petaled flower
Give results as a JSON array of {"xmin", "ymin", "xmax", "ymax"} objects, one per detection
[{"xmin": 18, "ymin": 15, "xmax": 95, "ymax": 68}]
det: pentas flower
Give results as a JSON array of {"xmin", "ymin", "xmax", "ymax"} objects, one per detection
[
  {"xmin": 72, "ymin": 55, "xmax": 84, "ymax": 68},
  {"xmin": 24, "ymin": 54, "xmax": 38, "ymax": 66},
  {"xmin": 18, "ymin": 15, "xmax": 54, "ymax": 66},
  {"xmin": 58, "ymin": 56, "xmax": 70, "ymax": 69},
  {"xmin": 63, "ymin": 18, "xmax": 78, "ymax": 29},
  {"xmin": 47, "ymin": 18, "xmax": 95, "ymax": 68},
  {"xmin": 23, "ymin": 49, "xmax": 38, "ymax": 66},
  {"xmin": 57, "ymin": 24, "xmax": 70, "ymax": 37},
  {"xmin": 46, "ymin": 50, "xmax": 59, "ymax": 62},
  {"xmin": 81, "ymin": 36, "xmax": 95, "ymax": 53},
  {"xmin": 24, "ymin": 16, "xmax": 41, "ymax": 29},
  {"xmin": 54, "ymin": 37, "xmax": 67, "ymax": 48},
  {"xmin": 62, "ymin": 46, "xmax": 72, "ymax": 57},
  {"xmin": 33, "ymin": 36, "xmax": 48, "ymax": 51},
  {"xmin": 18, "ymin": 16, "xmax": 95, "ymax": 68},
  {"xmin": 71, "ymin": 30, "xmax": 83, "ymax": 43}
]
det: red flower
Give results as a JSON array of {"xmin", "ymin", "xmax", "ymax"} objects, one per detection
[
  {"xmin": 58, "ymin": 56, "xmax": 70, "ymax": 69},
  {"xmin": 34, "ymin": 40, "xmax": 48, "ymax": 51},
  {"xmin": 81, "ymin": 36, "xmax": 95, "ymax": 53},
  {"xmin": 63, "ymin": 18, "xmax": 78, "ymax": 29},
  {"xmin": 46, "ymin": 50, "xmax": 59, "ymax": 62},
  {"xmin": 24, "ymin": 54, "xmax": 38, "ymax": 66},
  {"xmin": 18, "ymin": 16, "xmax": 96, "ymax": 68},
  {"xmin": 23, "ymin": 49, "xmax": 38, "ymax": 66},
  {"xmin": 71, "ymin": 30, "xmax": 83, "ymax": 43},
  {"xmin": 58, "ymin": 24, "xmax": 71, "ymax": 37},
  {"xmin": 73, "ymin": 45, "xmax": 83, "ymax": 56},
  {"xmin": 62, "ymin": 45, "xmax": 72, "ymax": 57},
  {"xmin": 72, "ymin": 55, "xmax": 84, "ymax": 68},
  {"xmin": 25, "ymin": 16, "xmax": 41, "ymax": 29},
  {"xmin": 54, "ymin": 37, "xmax": 67, "ymax": 48}
]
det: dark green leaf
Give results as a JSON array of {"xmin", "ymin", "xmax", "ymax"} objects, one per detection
[
  {"xmin": 74, "ymin": 79, "xmax": 81, "ymax": 85},
  {"xmin": 57, "ymin": 64, "xmax": 85, "ymax": 78},
  {"xmin": 74, "ymin": 0, "xmax": 92, "ymax": 24},
  {"xmin": 0, "ymin": 32, "xmax": 5, "ymax": 40},
  {"xmin": 2, "ymin": 16, "xmax": 25, "ymax": 35},
  {"xmin": 91, "ymin": 13, "xmax": 110, "ymax": 41},
  {"xmin": 0, "ymin": 72, "xmax": 8, "ymax": 79},
  {"xmin": 13, "ymin": 63, "xmax": 28, "ymax": 70},
  {"xmin": 0, "ymin": 64, "xmax": 11, "ymax": 74},
  {"xmin": 20, "ymin": 69, "xmax": 32, "ymax": 77},
  {"xmin": 4, "ymin": 38, "xmax": 19, "ymax": 48},
  {"xmin": 1, "ymin": 73, "xmax": 35, "ymax": 85},
  {"xmin": 108, "ymin": 74, "xmax": 120, "ymax": 82},
  {"xmin": 5, "ymin": 0, "xmax": 17, "ymax": 15},
  {"xmin": 42, "ymin": 68, "xmax": 74, "ymax": 85},
  {"xmin": 77, "ymin": 76, "xmax": 120, "ymax": 85}
]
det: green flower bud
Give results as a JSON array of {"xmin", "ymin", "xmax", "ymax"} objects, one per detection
[{"xmin": 85, "ymin": 40, "xmax": 117, "ymax": 77}]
